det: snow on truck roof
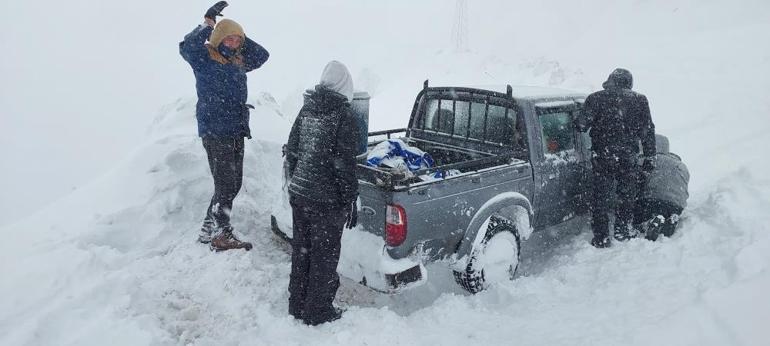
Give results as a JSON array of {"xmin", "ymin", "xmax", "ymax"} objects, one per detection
[
  {"xmin": 482, "ymin": 84, "xmax": 585, "ymax": 99},
  {"xmin": 430, "ymin": 84, "xmax": 585, "ymax": 100}
]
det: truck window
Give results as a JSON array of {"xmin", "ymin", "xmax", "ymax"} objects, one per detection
[
  {"xmin": 454, "ymin": 101, "xmax": 471, "ymax": 136},
  {"xmin": 419, "ymin": 97, "xmax": 517, "ymax": 147},
  {"xmin": 464, "ymin": 102, "xmax": 482, "ymax": 138},
  {"xmin": 539, "ymin": 112, "xmax": 576, "ymax": 154},
  {"xmin": 424, "ymin": 99, "xmax": 455, "ymax": 133},
  {"xmin": 485, "ymin": 105, "xmax": 515, "ymax": 145}
]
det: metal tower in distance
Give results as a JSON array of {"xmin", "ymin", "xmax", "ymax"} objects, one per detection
[{"xmin": 451, "ymin": 0, "xmax": 469, "ymax": 52}]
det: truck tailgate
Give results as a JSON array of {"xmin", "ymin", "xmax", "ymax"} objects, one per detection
[{"xmin": 357, "ymin": 181, "xmax": 389, "ymax": 239}]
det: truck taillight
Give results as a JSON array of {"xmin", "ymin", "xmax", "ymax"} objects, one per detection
[{"xmin": 385, "ymin": 204, "xmax": 407, "ymax": 246}]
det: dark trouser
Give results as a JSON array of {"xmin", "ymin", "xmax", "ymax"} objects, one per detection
[
  {"xmin": 288, "ymin": 198, "xmax": 345, "ymax": 324},
  {"xmin": 202, "ymin": 137, "xmax": 245, "ymax": 230},
  {"xmin": 590, "ymin": 155, "xmax": 640, "ymax": 239}
]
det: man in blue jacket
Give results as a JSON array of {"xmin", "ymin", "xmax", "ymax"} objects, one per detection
[{"xmin": 180, "ymin": 5, "xmax": 269, "ymax": 252}]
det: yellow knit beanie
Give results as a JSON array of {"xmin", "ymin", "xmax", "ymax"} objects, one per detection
[{"xmin": 209, "ymin": 19, "xmax": 245, "ymax": 48}]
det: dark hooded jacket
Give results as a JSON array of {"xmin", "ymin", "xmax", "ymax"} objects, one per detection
[
  {"xmin": 583, "ymin": 69, "xmax": 656, "ymax": 158},
  {"xmin": 286, "ymin": 86, "xmax": 360, "ymax": 208},
  {"xmin": 179, "ymin": 24, "xmax": 270, "ymax": 139}
]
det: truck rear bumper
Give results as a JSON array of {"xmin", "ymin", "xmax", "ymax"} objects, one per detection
[
  {"xmin": 338, "ymin": 237, "xmax": 427, "ymax": 293},
  {"xmin": 271, "ymin": 215, "xmax": 426, "ymax": 293}
]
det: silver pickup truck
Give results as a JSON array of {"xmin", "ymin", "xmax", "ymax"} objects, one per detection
[{"xmin": 272, "ymin": 82, "xmax": 689, "ymax": 294}]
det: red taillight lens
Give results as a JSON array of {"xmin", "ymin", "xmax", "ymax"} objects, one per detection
[{"xmin": 385, "ymin": 204, "xmax": 407, "ymax": 246}]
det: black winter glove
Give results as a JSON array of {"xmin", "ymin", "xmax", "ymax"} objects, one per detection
[
  {"xmin": 344, "ymin": 200, "xmax": 358, "ymax": 229},
  {"xmin": 205, "ymin": 1, "xmax": 229, "ymax": 21},
  {"xmin": 642, "ymin": 157, "xmax": 656, "ymax": 174}
]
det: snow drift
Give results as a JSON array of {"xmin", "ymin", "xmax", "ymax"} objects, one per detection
[{"xmin": 1, "ymin": 0, "xmax": 769, "ymax": 345}]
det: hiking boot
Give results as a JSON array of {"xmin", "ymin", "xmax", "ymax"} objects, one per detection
[
  {"xmin": 644, "ymin": 215, "xmax": 666, "ymax": 241},
  {"xmin": 661, "ymin": 214, "xmax": 680, "ymax": 238},
  {"xmin": 590, "ymin": 235, "xmax": 611, "ymax": 249},
  {"xmin": 209, "ymin": 227, "xmax": 253, "ymax": 252},
  {"xmin": 198, "ymin": 220, "xmax": 216, "ymax": 244}
]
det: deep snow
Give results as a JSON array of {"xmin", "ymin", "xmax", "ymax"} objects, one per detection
[{"xmin": 1, "ymin": 1, "xmax": 769, "ymax": 345}]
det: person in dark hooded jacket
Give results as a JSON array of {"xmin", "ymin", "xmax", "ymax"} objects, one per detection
[
  {"xmin": 582, "ymin": 68, "xmax": 656, "ymax": 248},
  {"xmin": 180, "ymin": 9, "xmax": 269, "ymax": 252},
  {"xmin": 285, "ymin": 61, "xmax": 360, "ymax": 326}
]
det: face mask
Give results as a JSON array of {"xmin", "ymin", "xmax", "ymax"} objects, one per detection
[{"xmin": 218, "ymin": 44, "xmax": 237, "ymax": 60}]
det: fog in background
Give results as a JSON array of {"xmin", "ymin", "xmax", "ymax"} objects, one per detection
[{"xmin": 1, "ymin": 0, "xmax": 768, "ymax": 227}]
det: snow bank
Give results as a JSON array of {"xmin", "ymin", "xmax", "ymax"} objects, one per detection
[
  {"xmin": 0, "ymin": 99, "xmax": 291, "ymax": 345},
  {"xmin": 1, "ymin": 0, "xmax": 769, "ymax": 345},
  {"xmin": 2, "ymin": 81, "xmax": 769, "ymax": 346}
]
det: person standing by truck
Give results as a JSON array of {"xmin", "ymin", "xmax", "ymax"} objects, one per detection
[
  {"xmin": 285, "ymin": 61, "xmax": 360, "ymax": 325},
  {"xmin": 582, "ymin": 68, "xmax": 656, "ymax": 248},
  {"xmin": 179, "ymin": 2, "xmax": 270, "ymax": 251}
]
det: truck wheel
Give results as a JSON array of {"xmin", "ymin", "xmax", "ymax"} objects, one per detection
[{"xmin": 453, "ymin": 216, "xmax": 521, "ymax": 294}]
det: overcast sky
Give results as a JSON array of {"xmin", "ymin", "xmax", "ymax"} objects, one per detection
[{"xmin": 2, "ymin": 0, "xmax": 768, "ymax": 227}]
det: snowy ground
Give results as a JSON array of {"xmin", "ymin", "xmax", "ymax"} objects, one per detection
[
  {"xmin": 2, "ymin": 102, "xmax": 768, "ymax": 346},
  {"xmin": 2, "ymin": 0, "xmax": 770, "ymax": 345}
]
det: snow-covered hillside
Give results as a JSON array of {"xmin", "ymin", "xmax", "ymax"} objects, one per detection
[
  {"xmin": 2, "ymin": 100, "xmax": 768, "ymax": 345},
  {"xmin": 1, "ymin": 0, "xmax": 769, "ymax": 345}
]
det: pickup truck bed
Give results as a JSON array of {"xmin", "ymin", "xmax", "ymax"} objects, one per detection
[{"xmin": 358, "ymin": 129, "xmax": 513, "ymax": 190}]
